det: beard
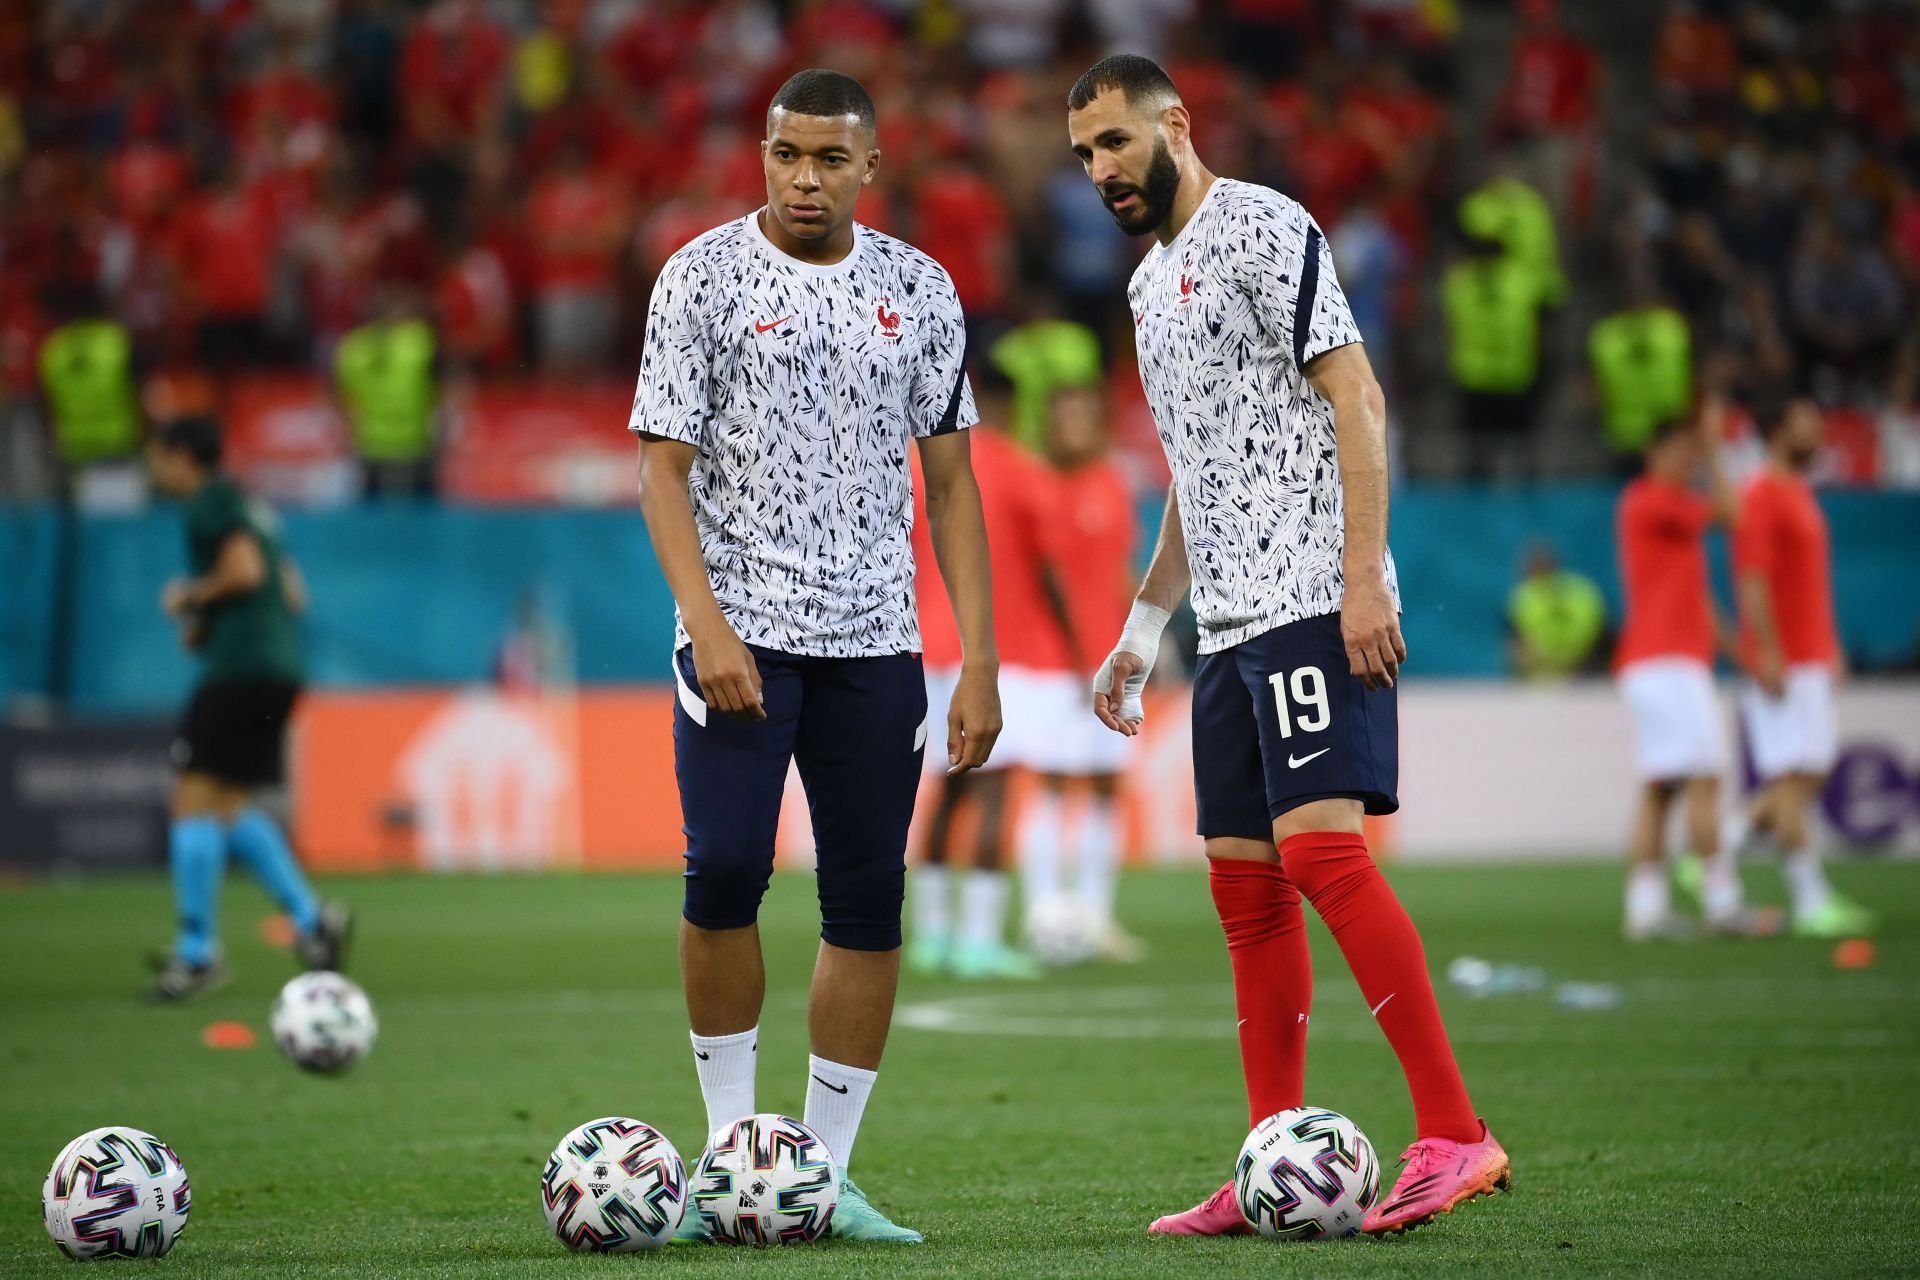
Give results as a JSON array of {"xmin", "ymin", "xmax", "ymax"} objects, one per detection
[{"xmin": 1102, "ymin": 138, "xmax": 1181, "ymax": 237}]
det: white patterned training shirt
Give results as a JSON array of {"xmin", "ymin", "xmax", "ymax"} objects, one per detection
[
  {"xmin": 1129, "ymin": 178, "xmax": 1398, "ymax": 653},
  {"xmin": 631, "ymin": 212, "xmax": 976, "ymax": 657}
]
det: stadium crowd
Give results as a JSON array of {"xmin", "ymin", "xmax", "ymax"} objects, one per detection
[{"xmin": 0, "ymin": 0, "xmax": 1915, "ymax": 500}]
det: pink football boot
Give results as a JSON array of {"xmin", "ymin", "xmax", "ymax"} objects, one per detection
[
  {"xmin": 1362, "ymin": 1121, "xmax": 1511, "ymax": 1236},
  {"xmin": 1147, "ymin": 1180, "xmax": 1252, "ymax": 1236}
]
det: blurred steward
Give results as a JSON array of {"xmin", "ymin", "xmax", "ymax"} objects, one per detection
[
  {"xmin": 335, "ymin": 285, "xmax": 438, "ymax": 498},
  {"xmin": 1507, "ymin": 543, "xmax": 1607, "ymax": 679}
]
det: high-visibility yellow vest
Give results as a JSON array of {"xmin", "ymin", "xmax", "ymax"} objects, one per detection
[
  {"xmin": 1443, "ymin": 257, "xmax": 1541, "ymax": 395},
  {"xmin": 336, "ymin": 319, "xmax": 437, "ymax": 463},
  {"xmin": 990, "ymin": 320, "xmax": 1102, "ymax": 451},
  {"xmin": 1589, "ymin": 306, "xmax": 1692, "ymax": 453},
  {"xmin": 1508, "ymin": 570, "xmax": 1606, "ymax": 677},
  {"xmin": 39, "ymin": 319, "xmax": 141, "ymax": 464},
  {"xmin": 1459, "ymin": 178, "xmax": 1566, "ymax": 308}
]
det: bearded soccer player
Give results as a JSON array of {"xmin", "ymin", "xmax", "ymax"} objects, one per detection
[
  {"xmin": 1067, "ymin": 55, "xmax": 1507, "ymax": 1237},
  {"xmin": 1727, "ymin": 397, "xmax": 1872, "ymax": 938},
  {"xmin": 1613, "ymin": 417, "xmax": 1765, "ymax": 939},
  {"xmin": 631, "ymin": 69, "xmax": 1000, "ymax": 1243}
]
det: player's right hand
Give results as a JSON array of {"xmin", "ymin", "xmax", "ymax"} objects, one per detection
[
  {"xmin": 691, "ymin": 627, "xmax": 765, "ymax": 720},
  {"xmin": 1093, "ymin": 649, "xmax": 1147, "ymax": 737}
]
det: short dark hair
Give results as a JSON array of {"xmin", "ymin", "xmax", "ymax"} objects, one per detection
[
  {"xmin": 1067, "ymin": 54, "xmax": 1180, "ymax": 113},
  {"xmin": 154, "ymin": 415, "xmax": 223, "ymax": 469},
  {"xmin": 1750, "ymin": 390, "xmax": 1808, "ymax": 441},
  {"xmin": 767, "ymin": 69, "xmax": 876, "ymax": 134}
]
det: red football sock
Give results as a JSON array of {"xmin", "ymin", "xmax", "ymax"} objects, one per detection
[
  {"xmin": 1208, "ymin": 858, "xmax": 1311, "ymax": 1128},
  {"xmin": 1280, "ymin": 831, "xmax": 1480, "ymax": 1143}
]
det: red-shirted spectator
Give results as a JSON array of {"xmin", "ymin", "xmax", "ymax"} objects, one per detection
[
  {"xmin": 435, "ymin": 226, "xmax": 516, "ymax": 372},
  {"xmin": 173, "ymin": 164, "xmax": 280, "ymax": 369},
  {"xmin": 399, "ymin": 0, "xmax": 508, "ymax": 149},
  {"xmin": 527, "ymin": 140, "xmax": 628, "ymax": 373},
  {"xmin": 1498, "ymin": 0, "xmax": 1601, "ymax": 137},
  {"xmin": 911, "ymin": 162, "xmax": 1010, "ymax": 319},
  {"xmin": 1653, "ymin": 5, "xmax": 1738, "ymax": 108}
]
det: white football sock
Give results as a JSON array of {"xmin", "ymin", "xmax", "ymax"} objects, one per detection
[
  {"xmin": 803, "ymin": 1054, "xmax": 877, "ymax": 1173},
  {"xmin": 911, "ymin": 864, "xmax": 950, "ymax": 940},
  {"xmin": 1075, "ymin": 794, "xmax": 1122, "ymax": 924},
  {"xmin": 1784, "ymin": 849, "xmax": 1835, "ymax": 916},
  {"xmin": 1016, "ymin": 789, "xmax": 1064, "ymax": 911},
  {"xmin": 690, "ymin": 1026, "xmax": 757, "ymax": 1143},
  {"xmin": 959, "ymin": 869, "xmax": 1010, "ymax": 949},
  {"xmin": 1625, "ymin": 862, "xmax": 1670, "ymax": 928}
]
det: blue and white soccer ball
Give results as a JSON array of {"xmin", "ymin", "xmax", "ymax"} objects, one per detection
[
  {"xmin": 42, "ymin": 1126, "xmax": 191, "ymax": 1260},
  {"xmin": 1233, "ymin": 1106, "xmax": 1380, "ymax": 1240},
  {"xmin": 271, "ymin": 971, "xmax": 378, "ymax": 1072},
  {"xmin": 690, "ymin": 1114, "xmax": 838, "ymax": 1246},
  {"xmin": 540, "ymin": 1117, "xmax": 686, "ymax": 1252}
]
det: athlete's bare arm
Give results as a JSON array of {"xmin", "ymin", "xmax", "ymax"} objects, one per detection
[
  {"xmin": 1094, "ymin": 487, "xmax": 1190, "ymax": 735},
  {"xmin": 1307, "ymin": 341, "xmax": 1405, "ymax": 690},
  {"xmin": 1737, "ymin": 569, "xmax": 1787, "ymax": 698},
  {"xmin": 635, "ymin": 436, "xmax": 766, "ymax": 719},
  {"xmin": 163, "ymin": 530, "xmax": 268, "ymax": 616},
  {"xmin": 281, "ymin": 558, "xmax": 308, "ymax": 616},
  {"xmin": 1700, "ymin": 416, "xmax": 1737, "ymax": 525},
  {"xmin": 918, "ymin": 429, "xmax": 1003, "ymax": 773}
]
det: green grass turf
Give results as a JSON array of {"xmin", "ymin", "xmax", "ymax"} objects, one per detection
[{"xmin": 2, "ymin": 859, "xmax": 1917, "ymax": 1277}]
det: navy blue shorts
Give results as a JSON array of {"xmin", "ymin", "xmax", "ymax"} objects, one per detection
[
  {"xmin": 1191, "ymin": 613, "xmax": 1399, "ymax": 840},
  {"xmin": 672, "ymin": 645, "xmax": 927, "ymax": 951}
]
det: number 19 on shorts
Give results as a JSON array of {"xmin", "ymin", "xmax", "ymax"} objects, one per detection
[{"xmin": 1267, "ymin": 666, "xmax": 1330, "ymax": 739}]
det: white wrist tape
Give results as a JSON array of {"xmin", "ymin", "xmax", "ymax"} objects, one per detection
[{"xmin": 1092, "ymin": 600, "xmax": 1171, "ymax": 723}]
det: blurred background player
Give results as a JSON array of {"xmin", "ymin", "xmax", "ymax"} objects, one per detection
[
  {"xmin": 1069, "ymin": 55, "xmax": 1507, "ymax": 1239},
  {"xmin": 1016, "ymin": 381, "xmax": 1146, "ymax": 963},
  {"xmin": 1728, "ymin": 396, "xmax": 1874, "ymax": 939},
  {"xmin": 144, "ymin": 415, "xmax": 349, "ymax": 1001},
  {"xmin": 908, "ymin": 363, "xmax": 1074, "ymax": 980},
  {"xmin": 1613, "ymin": 415, "xmax": 1765, "ymax": 939},
  {"xmin": 631, "ymin": 70, "xmax": 997, "ymax": 1242}
]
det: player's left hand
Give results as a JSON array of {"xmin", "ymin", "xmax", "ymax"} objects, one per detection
[
  {"xmin": 1340, "ymin": 574, "xmax": 1405, "ymax": 691},
  {"xmin": 947, "ymin": 663, "xmax": 1002, "ymax": 775}
]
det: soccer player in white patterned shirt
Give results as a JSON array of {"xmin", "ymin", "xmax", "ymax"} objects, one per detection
[
  {"xmin": 632, "ymin": 70, "xmax": 1001, "ymax": 1243},
  {"xmin": 1067, "ymin": 55, "xmax": 1510, "ymax": 1237}
]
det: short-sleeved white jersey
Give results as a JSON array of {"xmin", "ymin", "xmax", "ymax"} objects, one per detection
[
  {"xmin": 631, "ymin": 212, "xmax": 976, "ymax": 657},
  {"xmin": 1128, "ymin": 178, "xmax": 1398, "ymax": 653}
]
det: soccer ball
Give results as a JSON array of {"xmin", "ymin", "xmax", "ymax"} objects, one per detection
[
  {"xmin": 540, "ymin": 1118, "xmax": 686, "ymax": 1252},
  {"xmin": 689, "ymin": 1114, "xmax": 838, "ymax": 1246},
  {"xmin": 1023, "ymin": 896, "xmax": 1100, "ymax": 966},
  {"xmin": 270, "ymin": 971, "xmax": 378, "ymax": 1072},
  {"xmin": 1233, "ymin": 1107, "xmax": 1380, "ymax": 1240},
  {"xmin": 42, "ymin": 1126, "xmax": 191, "ymax": 1260}
]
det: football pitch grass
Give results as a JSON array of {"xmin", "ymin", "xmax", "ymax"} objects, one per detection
[{"xmin": 2, "ymin": 859, "xmax": 1917, "ymax": 1277}]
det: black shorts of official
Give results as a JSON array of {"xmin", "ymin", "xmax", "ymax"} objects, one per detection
[
  {"xmin": 1191, "ymin": 613, "xmax": 1398, "ymax": 840},
  {"xmin": 173, "ymin": 679, "xmax": 302, "ymax": 788},
  {"xmin": 672, "ymin": 645, "xmax": 927, "ymax": 951}
]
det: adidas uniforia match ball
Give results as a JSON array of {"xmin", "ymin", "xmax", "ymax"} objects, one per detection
[
  {"xmin": 42, "ymin": 1126, "xmax": 191, "ymax": 1260},
  {"xmin": 271, "ymin": 971, "xmax": 378, "ymax": 1072},
  {"xmin": 690, "ymin": 1114, "xmax": 838, "ymax": 1246},
  {"xmin": 540, "ymin": 1118, "xmax": 686, "ymax": 1252},
  {"xmin": 1233, "ymin": 1106, "xmax": 1380, "ymax": 1240}
]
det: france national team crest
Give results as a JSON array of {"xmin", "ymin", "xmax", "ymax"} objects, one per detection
[{"xmin": 873, "ymin": 296, "xmax": 905, "ymax": 345}]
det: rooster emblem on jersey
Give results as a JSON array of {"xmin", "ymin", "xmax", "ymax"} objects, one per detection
[
  {"xmin": 875, "ymin": 297, "xmax": 903, "ymax": 344},
  {"xmin": 1178, "ymin": 272, "xmax": 1195, "ymax": 305}
]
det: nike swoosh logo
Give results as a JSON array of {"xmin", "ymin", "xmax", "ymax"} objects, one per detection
[
  {"xmin": 1370, "ymin": 992, "xmax": 1395, "ymax": 1017},
  {"xmin": 695, "ymin": 1051, "xmax": 710, "ymax": 1061},
  {"xmin": 811, "ymin": 1074, "xmax": 850, "ymax": 1095},
  {"xmin": 754, "ymin": 315, "xmax": 793, "ymax": 333},
  {"xmin": 1288, "ymin": 748, "xmax": 1331, "ymax": 769}
]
